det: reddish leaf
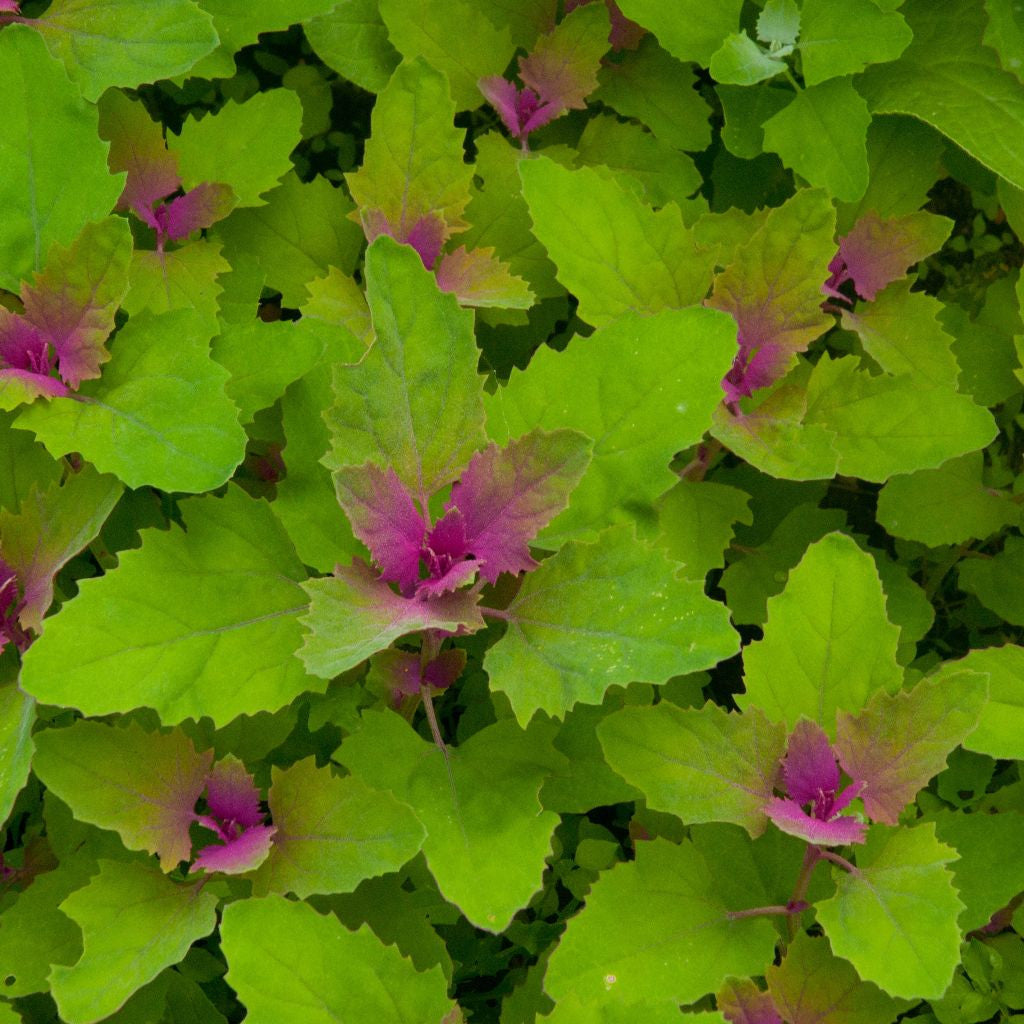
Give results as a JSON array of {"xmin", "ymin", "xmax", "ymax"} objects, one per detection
[
  {"xmin": 434, "ymin": 245, "xmax": 534, "ymax": 308},
  {"xmin": 204, "ymin": 757, "xmax": 264, "ymax": 828},
  {"xmin": 765, "ymin": 796, "xmax": 867, "ymax": 846},
  {"xmin": 19, "ymin": 218, "xmax": 132, "ymax": 388},
  {"xmin": 449, "ymin": 429, "xmax": 592, "ymax": 582},
  {"xmin": 155, "ymin": 182, "xmax": 236, "ymax": 243},
  {"xmin": 192, "ymin": 824, "xmax": 275, "ymax": 874},
  {"xmin": 828, "ymin": 210, "xmax": 952, "ymax": 302},
  {"xmin": 835, "ymin": 669, "xmax": 988, "ymax": 825},
  {"xmin": 478, "ymin": 76, "xmax": 562, "ymax": 140},
  {"xmin": 718, "ymin": 978, "xmax": 783, "ymax": 1024},
  {"xmin": 0, "ymin": 310, "xmax": 69, "ymax": 400},
  {"xmin": 707, "ymin": 190, "xmax": 835, "ymax": 402},
  {"xmin": 99, "ymin": 89, "xmax": 181, "ymax": 220},
  {"xmin": 362, "ymin": 209, "xmax": 447, "ymax": 270},
  {"xmin": 334, "ymin": 464, "xmax": 427, "ymax": 592}
]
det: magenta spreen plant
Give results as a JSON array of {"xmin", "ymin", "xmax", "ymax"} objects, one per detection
[{"xmin": 2, "ymin": 1, "xmax": 1024, "ymax": 1022}]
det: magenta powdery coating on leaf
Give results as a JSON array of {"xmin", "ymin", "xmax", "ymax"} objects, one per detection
[
  {"xmin": 144, "ymin": 182, "xmax": 236, "ymax": 250},
  {"xmin": 721, "ymin": 330, "xmax": 792, "ymax": 404},
  {"xmin": 361, "ymin": 209, "xmax": 447, "ymax": 270},
  {"xmin": 0, "ymin": 309, "xmax": 71, "ymax": 399},
  {"xmin": 765, "ymin": 720, "xmax": 867, "ymax": 846},
  {"xmin": 190, "ymin": 758, "xmax": 275, "ymax": 875},
  {"xmin": 478, "ymin": 76, "xmax": 562, "ymax": 142},
  {"xmin": 0, "ymin": 558, "xmax": 28, "ymax": 653},
  {"xmin": 0, "ymin": 1, "xmax": 20, "ymax": 11}
]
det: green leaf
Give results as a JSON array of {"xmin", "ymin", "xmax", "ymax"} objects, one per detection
[
  {"xmin": 484, "ymin": 526, "xmax": 738, "ymax": 724},
  {"xmin": 614, "ymin": 0, "xmax": 743, "ymax": 65},
  {"xmin": 721, "ymin": 502, "xmax": 847, "ymax": 624},
  {"xmin": 276, "ymin": 364, "xmax": 365, "ymax": 574},
  {"xmin": 656, "ymin": 479, "xmax": 753, "ymax": 579},
  {"xmin": 214, "ymin": 172, "xmax": 364, "ymax": 307},
  {"xmin": 347, "ymin": 57, "xmax": 473, "ymax": 243},
  {"xmin": 718, "ymin": 83, "xmax": 793, "ymax": 159},
  {"xmin": 305, "ymin": 0, "xmax": 401, "ymax": 93},
  {"xmin": 804, "ymin": 355, "xmax": 998, "ymax": 481},
  {"xmin": 762, "ymin": 77, "xmax": 871, "ymax": 202},
  {"xmin": 798, "ymin": 0, "xmax": 912, "ymax": 85},
  {"xmin": 32, "ymin": 720, "xmax": 211, "ymax": 868},
  {"xmin": 456, "ymin": 133, "xmax": 561, "ymax": 301},
  {"xmin": 711, "ymin": 368, "xmax": 840, "ymax": 482},
  {"xmin": 519, "ymin": 158, "xmax": 713, "ymax": 328},
  {"xmin": 836, "ymin": 670, "xmax": 988, "ymax": 824},
  {"xmin": 299, "ymin": 563, "xmax": 484, "ymax": 680},
  {"xmin": 0, "ymin": 465, "xmax": 122, "ymax": 631},
  {"xmin": 858, "ymin": 0, "xmax": 1024, "ymax": 189},
  {"xmin": 378, "ymin": 0, "xmax": 514, "ymax": 109},
  {"xmin": 0, "ymin": 854, "xmax": 84, "ymax": 997},
  {"xmin": 0, "ymin": 26, "xmax": 125, "ymax": 292},
  {"xmin": 20, "ymin": 487, "xmax": 319, "ymax": 726},
  {"xmin": 958, "ymin": 534, "xmax": 1024, "ymax": 626},
  {"xmin": 31, "ymin": 0, "xmax": 218, "ymax": 100},
  {"xmin": 575, "ymin": 114, "xmax": 703, "ymax": 209},
  {"xmin": 766, "ymin": 932, "xmax": 911, "ymax": 1024},
  {"xmin": 212, "ymin": 318, "xmax": 360, "ymax": 426},
  {"xmin": 932, "ymin": 809, "xmax": 1024, "ymax": 932},
  {"xmin": 330, "ymin": 864, "xmax": 456, "ymax": 977},
  {"xmin": 740, "ymin": 532, "xmax": 903, "ymax": 736},
  {"xmin": 171, "ymin": 90, "xmax": 302, "ymax": 207},
  {"xmin": 124, "ymin": 243, "xmax": 230, "ymax": 328},
  {"xmin": 710, "ymin": 33, "xmax": 788, "ymax": 86},
  {"xmin": 984, "ymin": 0, "xmax": 1024, "ymax": 83},
  {"xmin": 598, "ymin": 703, "xmax": 786, "ymax": 837},
  {"xmin": 15, "ymin": 309, "xmax": 246, "ymax": 493},
  {"xmin": 51, "ymin": 860, "xmax": 218, "ymax": 1024},
  {"xmin": 757, "ymin": 0, "xmax": 800, "ymax": 48},
  {"xmin": 545, "ymin": 838, "xmax": 778, "ymax": 1006},
  {"xmin": 189, "ymin": 0, "xmax": 346, "ymax": 79},
  {"xmin": 816, "ymin": 824, "xmax": 964, "ymax": 999},
  {"xmin": 595, "ymin": 37, "xmax": 713, "ymax": 152},
  {"xmin": 842, "ymin": 281, "xmax": 960, "ymax": 387},
  {"xmin": 485, "ymin": 308, "xmax": 737, "ymax": 543},
  {"xmin": 251, "ymin": 758, "xmax": 425, "ymax": 898},
  {"xmin": 221, "ymin": 895, "xmax": 454, "ymax": 1023},
  {"xmin": 539, "ymin": 700, "xmax": 643, "ymax": 814},
  {"xmin": 338, "ymin": 712, "xmax": 565, "ymax": 931},
  {"xmin": 837, "ymin": 116, "xmax": 945, "ymax": 234},
  {"xmin": 877, "ymin": 452, "xmax": 1021, "ymax": 546},
  {"xmin": 930, "ymin": 646, "xmax": 1024, "ymax": 760},
  {"xmin": 0, "ymin": 666, "xmax": 33, "ymax": 826},
  {"xmin": 0, "ymin": 414, "xmax": 62, "ymax": 513},
  {"xmin": 324, "ymin": 237, "xmax": 486, "ymax": 502}
]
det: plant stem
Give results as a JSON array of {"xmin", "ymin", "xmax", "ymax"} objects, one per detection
[{"xmin": 817, "ymin": 849, "xmax": 861, "ymax": 876}]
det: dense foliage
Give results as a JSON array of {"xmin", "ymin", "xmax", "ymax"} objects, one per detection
[{"xmin": 2, "ymin": 0, "xmax": 1024, "ymax": 1021}]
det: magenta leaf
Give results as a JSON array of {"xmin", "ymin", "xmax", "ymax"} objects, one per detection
[
  {"xmin": 0, "ymin": 558, "xmax": 27, "ymax": 653},
  {"xmin": 479, "ymin": 1, "xmax": 609, "ymax": 146},
  {"xmin": 367, "ymin": 647, "xmax": 467, "ymax": 708},
  {"xmin": 0, "ymin": 1, "xmax": 21, "ymax": 11},
  {"xmin": 334, "ymin": 464, "xmax": 428, "ymax": 592},
  {"xmin": 0, "ymin": 311, "xmax": 70, "ymax": 402},
  {"xmin": 566, "ymin": 0, "xmax": 645, "ymax": 51},
  {"xmin": 192, "ymin": 823, "xmax": 276, "ymax": 875},
  {"xmin": 154, "ymin": 182, "xmax": 236, "ymax": 245},
  {"xmin": 827, "ymin": 210, "xmax": 952, "ymax": 302},
  {"xmin": 190, "ymin": 756, "xmax": 275, "ymax": 875},
  {"xmin": 362, "ymin": 209, "xmax": 448, "ymax": 270},
  {"xmin": 204, "ymin": 757, "xmax": 264, "ymax": 828},
  {"xmin": 18, "ymin": 217, "xmax": 132, "ymax": 389},
  {"xmin": 449, "ymin": 429, "xmax": 593, "ymax": 583},
  {"xmin": 764, "ymin": 720, "xmax": 867, "ymax": 846},
  {"xmin": 765, "ymin": 797, "xmax": 867, "ymax": 846}
]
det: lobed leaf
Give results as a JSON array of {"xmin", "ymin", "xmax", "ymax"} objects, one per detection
[
  {"xmin": 338, "ymin": 711, "xmax": 566, "ymax": 931},
  {"xmin": 20, "ymin": 487, "xmax": 318, "ymax": 725},
  {"xmin": 484, "ymin": 525, "xmax": 738, "ymax": 724},
  {"xmin": 740, "ymin": 532, "xmax": 903, "ymax": 736},
  {"xmin": 32, "ymin": 720, "xmax": 212, "ymax": 869}
]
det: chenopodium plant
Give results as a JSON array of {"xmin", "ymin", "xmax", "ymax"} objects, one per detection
[
  {"xmin": 298, "ymin": 235, "xmax": 742, "ymax": 728},
  {"xmin": 543, "ymin": 532, "xmax": 996, "ymax": 1014}
]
